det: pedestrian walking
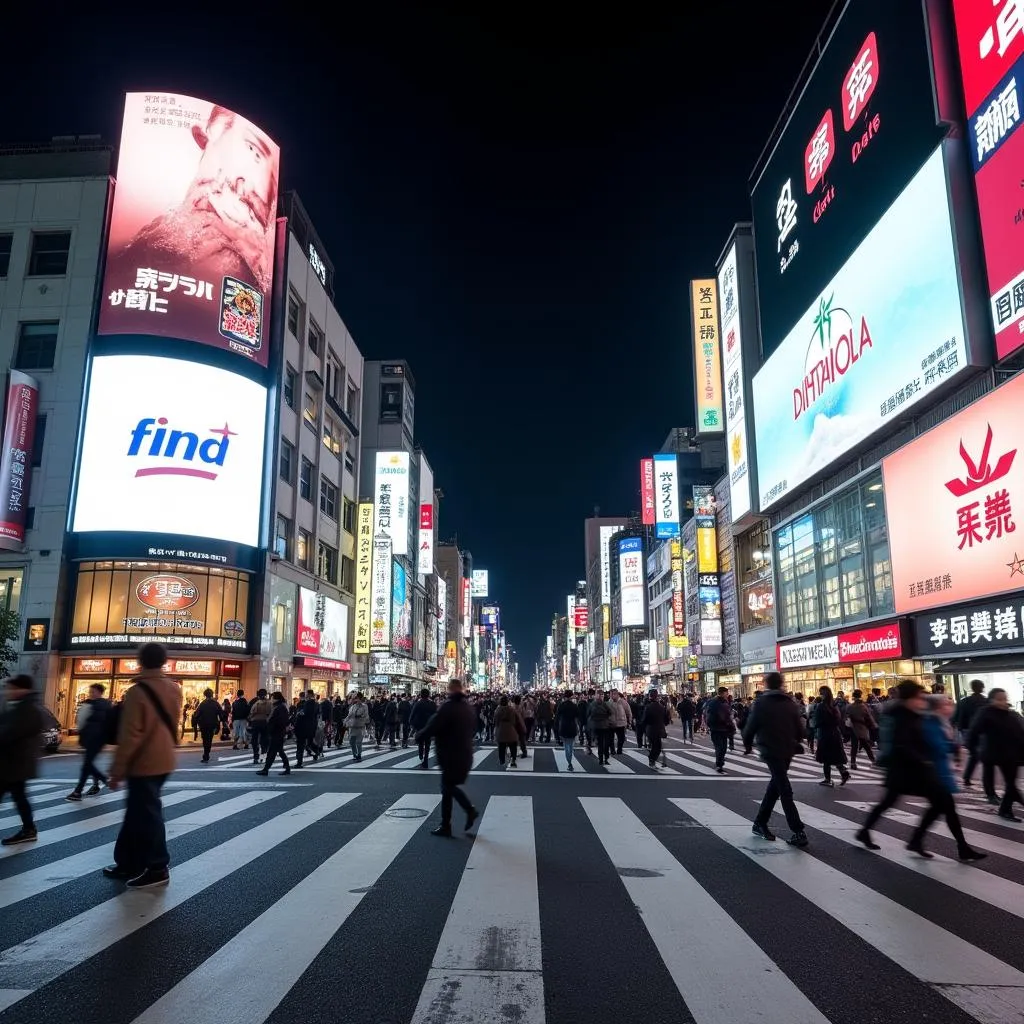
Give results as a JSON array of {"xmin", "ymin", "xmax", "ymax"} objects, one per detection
[
  {"xmin": 256, "ymin": 691, "xmax": 291, "ymax": 776},
  {"xmin": 555, "ymin": 691, "xmax": 578, "ymax": 770},
  {"xmin": 815, "ymin": 686, "xmax": 850, "ymax": 786},
  {"xmin": 954, "ymin": 679, "xmax": 990, "ymax": 790},
  {"xmin": 247, "ymin": 688, "xmax": 272, "ymax": 764},
  {"xmin": 67, "ymin": 682, "xmax": 112, "ymax": 800},
  {"xmin": 230, "ymin": 689, "xmax": 249, "ymax": 749},
  {"xmin": 409, "ymin": 687, "xmax": 437, "ymax": 767},
  {"xmin": 194, "ymin": 688, "xmax": 221, "ymax": 762},
  {"xmin": 344, "ymin": 693, "xmax": 370, "ymax": 761},
  {"xmin": 589, "ymin": 691, "xmax": 614, "ymax": 765},
  {"xmin": 966, "ymin": 687, "xmax": 1024, "ymax": 821},
  {"xmin": 705, "ymin": 687, "xmax": 734, "ymax": 772},
  {"xmin": 0, "ymin": 674, "xmax": 43, "ymax": 845},
  {"xmin": 743, "ymin": 673, "xmax": 808, "ymax": 847},
  {"xmin": 416, "ymin": 678, "xmax": 479, "ymax": 837},
  {"xmin": 641, "ymin": 690, "xmax": 669, "ymax": 769},
  {"xmin": 104, "ymin": 643, "xmax": 182, "ymax": 888},
  {"xmin": 494, "ymin": 695, "xmax": 519, "ymax": 768}
]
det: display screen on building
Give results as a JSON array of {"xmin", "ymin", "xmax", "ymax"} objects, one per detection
[
  {"xmin": 690, "ymin": 279, "xmax": 724, "ymax": 435},
  {"xmin": 373, "ymin": 451, "xmax": 411, "ymax": 555},
  {"xmin": 471, "ymin": 569, "xmax": 489, "ymax": 598},
  {"xmin": 653, "ymin": 453, "xmax": 681, "ymax": 539},
  {"xmin": 693, "ymin": 486, "xmax": 722, "ymax": 654},
  {"xmin": 751, "ymin": 0, "xmax": 943, "ymax": 357},
  {"xmin": 296, "ymin": 586, "xmax": 348, "ymax": 664},
  {"xmin": 391, "ymin": 560, "xmax": 413, "ymax": 654},
  {"xmin": 69, "ymin": 561, "xmax": 250, "ymax": 651},
  {"xmin": 353, "ymin": 502, "xmax": 373, "ymax": 655},
  {"xmin": 640, "ymin": 459, "xmax": 655, "ymax": 525},
  {"xmin": 71, "ymin": 354, "xmax": 267, "ymax": 552},
  {"xmin": 599, "ymin": 525, "xmax": 619, "ymax": 606},
  {"xmin": 752, "ymin": 147, "xmax": 968, "ymax": 511},
  {"xmin": 618, "ymin": 536, "xmax": 645, "ymax": 628},
  {"xmin": 98, "ymin": 93, "xmax": 279, "ymax": 366}
]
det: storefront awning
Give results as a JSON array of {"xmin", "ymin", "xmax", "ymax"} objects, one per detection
[{"xmin": 933, "ymin": 651, "xmax": 1024, "ymax": 674}]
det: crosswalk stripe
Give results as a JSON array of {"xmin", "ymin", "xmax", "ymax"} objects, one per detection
[
  {"xmin": 0, "ymin": 790, "xmax": 284, "ymax": 911},
  {"xmin": 837, "ymin": 800, "xmax": 1024, "ymax": 864},
  {"xmin": 327, "ymin": 746, "xmax": 421, "ymax": 771},
  {"xmin": 0, "ymin": 787, "xmax": 127, "ymax": 831},
  {"xmin": 0, "ymin": 792, "xmax": 357, "ymax": 1008},
  {"xmin": 599, "ymin": 753, "xmax": 635, "ymax": 774},
  {"xmin": 581, "ymin": 796, "xmax": 832, "ymax": 1024},
  {"xmin": 679, "ymin": 747, "xmax": 775, "ymax": 778},
  {"xmin": 673, "ymin": 798, "xmax": 1024, "ymax": 1023},
  {"xmin": 393, "ymin": 752, "xmax": 428, "ymax": 769},
  {"xmin": 23, "ymin": 783, "xmax": 60, "ymax": 794},
  {"xmin": 910, "ymin": 801, "xmax": 1024, "ymax": 834},
  {"xmin": 129, "ymin": 792, "xmax": 439, "ymax": 1024},
  {"xmin": 620, "ymin": 749, "xmax": 677, "ymax": 774},
  {"xmin": 410, "ymin": 796, "xmax": 543, "ymax": 1024},
  {"xmin": 663, "ymin": 751, "xmax": 718, "ymax": 775},
  {"xmin": 1, "ymin": 788, "xmax": 92, "ymax": 811},
  {"xmin": 0, "ymin": 789, "xmax": 209, "ymax": 860},
  {"xmin": 792, "ymin": 802, "xmax": 1024, "ymax": 919}
]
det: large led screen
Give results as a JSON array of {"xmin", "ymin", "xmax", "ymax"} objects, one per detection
[
  {"xmin": 72, "ymin": 354, "xmax": 267, "ymax": 547},
  {"xmin": 98, "ymin": 93, "xmax": 280, "ymax": 366},
  {"xmin": 752, "ymin": 147, "xmax": 967, "ymax": 511}
]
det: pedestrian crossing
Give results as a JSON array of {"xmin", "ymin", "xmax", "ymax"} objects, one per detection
[
  {"xmin": 1, "ymin": 778, "xmax": 1023, "ymax": 1024},
  {"xmin": 202, "ymin": 738, "xmax": 887, "ymax": 781}
]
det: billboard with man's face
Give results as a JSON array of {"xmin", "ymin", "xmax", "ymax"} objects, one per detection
[{"xmin": 98, "ymin": 93, "xmax": 280, "ymax": 366}]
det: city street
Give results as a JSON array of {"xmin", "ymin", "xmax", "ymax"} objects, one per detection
[{"xmin": 1, "ymin": 731, "xmax": 1022, "ymax": 1024}]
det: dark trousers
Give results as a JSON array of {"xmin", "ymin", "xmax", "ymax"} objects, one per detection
[
  {"xmin": 294, "ymin": 731, "xmax": 311, "ymax": 766},
  {"xmin": 613, "ymin": 726, "xmax": 626, "ymax": 754},
  {"xmin": 200, "ymin": 728, "xmax": 215, "ymax": 760},
  {"xmin": 596, "ymin": 729, "xmax": 612, "ymax": 762},
  {"xmin": 498, "ymin": 741, "xmax": 516, "ymax": 765},
  {"xmin": 418, "ymin": 736, "xmax": 432, "ymax": 763},
  {"xmin": 113, "ymin": 775, "xmax": 168, "ymax": 873},
  {"xmin": 962, "ymin": 743, "xmax": 980, "ymax": 785},
  {"xmin": 76, "ymin": 744, "xmax": 108, "ymax": 791},
  {"xmin": 263, "ymin": 734, "xmax": 290, "ymax": 772},
  {"xmin": 850, "ymin": 735, "xmax": 874, "ymax": 765},
  {"xmin": 525, "ymin": 717, "xmax": 535, "ymax": 741},
  {"xmin": 519, "ymin": 734, "xmax": 529, "ymax": 757},
  {"xmin": 249, "ymin": 723, "xmax": 268, "ymax": 761},
  {"xmin": 440, "ymin": 777, "xmax": 472, "ymax": 827},
  {"xmin": 710, "ymin": 731, "xmax": 729, "ymax": 768},
  {"xmin": 635, "ymin": 723, "xmax": 646, "ymax": 748},
  {"xmin": 401, "ymin": 723, "xmax": 410, "ymax": 746},
  {"xmin": 755, "ymin": 756, "xmax": 803, "ymax": 833},
  {"xmin": 648, "ymin": 731, "xmax": 663, "ymax": 765},
  {"xmin": 863, "ymin": 785, "xmax": 969, "ymax": 850},
  {"xmin": 681, "ymin": 718, "xmax": 694, "ymax": 741},
  {"xmin": 0, "ymin": 780, "xmax": 34, "ymax": 830},
  {"xmin": 995, "ymin": 761, "xmax": 1023, "ymax": 815}
]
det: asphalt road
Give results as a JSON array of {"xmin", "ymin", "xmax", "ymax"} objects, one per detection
[{"xmin": 1, "ymin": 730, "xmax": 1022, "ymax": 1024}]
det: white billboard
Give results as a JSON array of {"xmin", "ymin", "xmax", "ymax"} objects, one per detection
[
  {"xmin": 653, "ymin": 453, "xmax": 680, "ymax": 539},
  {"xmin": 567, "ymin": 594, "xmax": 575, "ymax": 651},
  {"xmin": 718, "ymin": 242, "xmax": 753, "ymax": 521},
  {"xmin": 72, "ymin": 354, "xmax": 267, "ymax": 547},
  {"xmin": 296, "ymin": 586, "xmax": 348, "ymax": 663},
  {"xmin": 417, "ymin": 457, "xmax": 434, "ymax": 577},
  {"xmin": 471, "ymin": 568, "xmax": 489, "ymax": 597},
  {"xmin": 369, "ymin": 537, "xmax": 392, "ymax": 652},
  {"xmin": 752, "ymin": 147, "xmax": 968, "ymax": 510},
  {"xmin": 599, "ymin": 524, "xmax": 619, "ymax": 605},
  {"xmin": 373, "ymin": 451, "xmax": 411, "ymax": 555},
  {"xmin": 618, "ymin": 536, "xmax": 645, "ymax": 627}
]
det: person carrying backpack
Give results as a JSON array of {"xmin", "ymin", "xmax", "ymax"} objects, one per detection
[
  {"xmin": 247, "ymin": 689, "xmax": 272, "ymax": 764},
  {"xmin": 67, "ymin": 682, "xmax": 112, "ymax": 801},
  {"xmin": 194, "ymin": 689, "xmax": 222, "ymax": 763}
]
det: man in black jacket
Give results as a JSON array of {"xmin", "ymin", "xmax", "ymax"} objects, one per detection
[
  {"xmin": 953, "ymin": 679, "xmax": 988, "ymax": 789},
  {"xmin": 416, "ymin": 678, "xmax": 478, "ymax": 837},
  {"xmin": 68, "ymin": 683, "xmax": 112, "ymax": 800},
  {"xmin": 0, "ymin": 675, "xmax": 42, "ymax": 845},
  {"xmin": 409, "ymin": 688, "xmax": 437, "ymax": 768},
  {"xmin": 743, "ymin": 673, "xmax": 808, "ymax": 847}
]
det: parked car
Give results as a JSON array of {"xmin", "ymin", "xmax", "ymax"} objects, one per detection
[{"xmin": 40, "ymin": 706, "xmax": 61, "ymax": 753}]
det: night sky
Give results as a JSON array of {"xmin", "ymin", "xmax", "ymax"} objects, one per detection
[{"xmin": 5, "ymin": 4, "xmax": 834, "ymax": 662}]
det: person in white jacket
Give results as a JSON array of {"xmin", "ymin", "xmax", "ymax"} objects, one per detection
[
  {"xmin": 608, "ymin": 691, "xmax": 633, "ymax": 755},
  {"xmin": 343, "ymin": 693, "xmax": 371, "ymax": 762}
]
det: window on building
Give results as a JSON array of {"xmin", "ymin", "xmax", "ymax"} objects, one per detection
[
  {"xmin": 303, "ymin": 391, "xmax": 318, "ymax": 430},
  {"xmin": 342, "ymin": 497, "xmax": 355, "ymax": 534},
  {"xmin": 346, "ymin": 381, "xmax": 359, "ymax": 421},
  {"xmin": 283, "ymin": 365, "xmax": 296, "ymax": 409},
  {"xmin": 14, "ymin": 322, "xmax": 58, "ymax": 370},
  {"xmin": 0, "ymin": 569, "xmax": 24, "ymax": 615},
  {"xmin": 344, "ymin": 449, "xmax": 355, "ymax": 475},
  {"xmin": 317, "ymin": 541, "xmax": 338, "ymax": 584},
  {"xmin": 835, "ymin": 488, "xmax": 867, "ymax": 621},
  {"xmin": 322, "ymin": 414, "xmax": 342, "ymax": 457},
  {"xmin": 274, "ymin": 514, "xmax": 292, "ymax": 560},
  {"xmin": 296, "ymin": 529, "xmax": 312, "ymax": 570},
  {"xmin": 320, "ymin": 477, "xmax": 339, "ymax": 520},
  {"xmin": 863, "ymin": 471, "xmax": 894, "ymax": 616},
  {"xmin": 279, "ymin": 437, "xmax": 295, "ymax": 484},
  {"xmin": 0, "ymin": 234, "xmax": 12, "ymax": 278},
  {"xmin": 817, "ymin": 502, "xmax": 842, "ymax": 627},
  {"xmin": 28, "ymin": 231, "xmax": 71, "ymax": 276},
  {"xmin": 341, "ymin": 555, "xmax": 355, "ymax": 592},
  {"xmin": 299, "ymin": 458, "xmax": 313, "ymax": 501},
  {"xmin": 31, "ymin": 414, "xmax": 46, "ymax": 468},
  {"xmin": 287, "ymin": 292, "xmax": 301, "ymax": 337},
  {"xmin": 326, "ymin": 353, "xmax": 345, "ymax": 403},
  {"xmin": 24, "ymin": 507, "xmax": 34, "ymax": 531},
  {"xmin": 308, "ymin": 319, "xmax": 323, "ymax": 356},
  {"xmin": 793, "ymin": 514, "xmax": 819, "ymax": 631}
]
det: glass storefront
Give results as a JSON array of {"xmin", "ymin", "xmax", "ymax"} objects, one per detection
[
  {"xmin": 775, "ymin": 468, "xmax": 894, "ymax": 637},
  {"xmin": 784, "ymin": 658, "xmax": 934, "ymax": 698}
]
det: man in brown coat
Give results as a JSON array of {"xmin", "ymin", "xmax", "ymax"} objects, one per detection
[{"xmin": 104, "ymin": 643, "xmax": 182, "ymax": 889}]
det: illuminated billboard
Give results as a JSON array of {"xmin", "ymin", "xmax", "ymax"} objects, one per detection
[
  {"xmin": 369, "ymin": 537, "xmax": 392, "ymax": 652},
  {"xmin": 752, "ymin": 147, "xmax": 968, "ymax": 511},
  {"xmin": 0, "ymin": 372, "xmax": 39, "ymax": 551},
  {"xmin": 296, "ymin": 586, "xmax": 348, "ymax": 664},
  {"xmin": 618, "ymin": 536, "xmax": 645, "ymax": 628},
  {"xmin": 471, "ymin": 569, "xmax": 489, "ymax": 598},
  {"xmin": 391, "ymin": 560, "xmax": 413, "ymax": 654},
  {"xmin": 98, "ymin": 93, "xmax": 280, "ymax": 366},
  {"xmin": 690, "ymin": 280, "xmax": 724, "ymax": 434},
  {"xmin": 653, "ymin": 453, "xmax": 680, "ymax": 539},
  {"xmin": 373, "ymin": 451, "xmax": 411, "ymax": 555},
  {"xmin": 640, "ymin": 459, "xmax": 655, "ymax": 525},
  {"xmin": 72, "ymin": 354, "xmax": 267, "ymax": 551},
  {"xmin": 353, "ymin": 502, "xmax": 373, "ymax": 654}
]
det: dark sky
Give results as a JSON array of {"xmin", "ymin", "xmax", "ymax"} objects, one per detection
[{"xmin": 5, "ymin": 3, "xmax": 834, "ymax": 664}]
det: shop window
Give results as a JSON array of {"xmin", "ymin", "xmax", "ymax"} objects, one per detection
[
  {"xmin": 0, "ymin": 569, "xmax": 24, "ymax": 615},
  {"xmin": 28, "ymin": 231, "xmax": 71, "ymax": 276},
  {"xmin": 817, "ymin": 502, "xmax": 842, "ymax": 627},
  {"xmin": 775, "ymin": 524, "xmax": 798, "ymax": 635},
  {"xmin": 835, "ymin": 488, "xmax": 868, "ymax": 620},
  {"xmin": 862, "ymin": 471, "xmax": 893, "ymax": 616}
]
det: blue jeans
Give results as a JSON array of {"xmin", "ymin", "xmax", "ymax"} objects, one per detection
[
  {"xmin": 232, "ymin": 720, "xmax": 247, "ymax": 744},
  {"xmin": 349, "ymin": 730, "xmax": 364, "ymax": 759},
  {"xmin": 562, "ymin": 737, "xmax": 575, "ymax": 765}
]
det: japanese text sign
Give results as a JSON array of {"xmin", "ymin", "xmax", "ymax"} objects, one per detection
[
  {"xmin": 98, "ymin": 93, "xmax": 280, "ymax": 366},
  {"xmin": 690, "ymin": 279, "xmax": 724, "ymax": 435},
  {"xmin": 0, "ymin": 371, "xmax": 38, "ymax": 550},
  {"xmin": 640, "ymin": 458, "xmax": 655, "ymax": 525},
  {"xmin": 653, "ymin": 453, "xmax": 681, "ymax": 539},
  {"xmin": 914, "ymin": 596, "xmax": 1024, "ymax": 655},
  {"xmin": 369, "ymin": 537, "xmax": 393, "ymax": 652},
  {"xmin": 953, "ymin": 0, "xmax": 1024, "ymax": 118},
  {"xmin": 884, "ymin": 369, "xmax": 1024, "ymax": 615},
  {"xmin": 296, "ymin": 586, "xmax": 348, "ymax": 664},
  {"xmin": 354, "ymin": 502, "xmax": 373, "ymax": 654}
]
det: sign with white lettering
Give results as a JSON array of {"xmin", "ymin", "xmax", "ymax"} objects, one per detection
[{"xmin": 913, "ymin": 598, "xmax": 1024, "ymax": 656}]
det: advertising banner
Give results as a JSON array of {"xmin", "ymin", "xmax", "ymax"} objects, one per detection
[
  {"xmin": 914, "ymin": 596, "xmax": 1024, "ymax": 656},
  {"xmin": 653, "ymin": 453, "xmax": 681, "ymax": 539},
  {"xmin": 953, "ymin": 0, "xmax": 1024, "ymax": 116},
  {"xmin": 481, "ymin": 604, "xmax": 500, "ymax": 629},
  {"xmin": 373, "ymin": 451, "xmax": 411, "ymax": 555},
  {"xmin": 778, "ymin": 622, "xmax": 903, "ymax": 667},
  {"xmin": 753, "ymin": 147, "xmax": 967, "ymax": 511},
  {"xmin": 296, "ymin": 586, "xmax": 348, "ymax": 664},
  {"xmin": 461, "ymin": 577, "xmax": 472, "ymax": 639},
  {"xmin": 369, "ymin": 537, "xmax": 392, "ymax": 652},
  {"xmin": 0, "ymin": 371, "xmax": 38, "ymax": 550},
  {"xmin": 599, "ymin": 524, "xmax": 619, "ymax": 606},
  {"xmin": 574, "ymin": 603, "xmax": 589, "ymax": 630},
  {"xmin": 436, "ymin": 574, "xmax": 447, "ymax": 661},
  {"xmin": 717, "ymin": 243, "xmax": 753, "ymax": 520},
  {"xmin": 391, "ymin": 560, "xmax": 413, "ymax": 655},
  {"xmin": 471, "ymin": 569, "xmax": 489, "ymax": 598},
  {"xmin": 690, "ymin": 280, "xmax": 724, "ymax": 434},
  {"xmin": 884, "ymin": 369, "xmax": 1024, "ymax": 615},
  {"xmin": 567, "ymin": 594, "xmax": 575, "ymax": 647},
  {"xmin": 72, "ymin": 354, "xmax": 267, "ymax": 549},
  {"xmin": 417, "ymin": 502, "xmax": 434, "ymax": 576},
  {"xmin": 98, "ymin": 93, "xmax": 279, "ymax": 365},
  {"xmin": 618, "ymin": 536, "xmax": 645, "ymax": 628},
  {"xmin": 670, "ymin": 540, "xmax": 686, "ymax": 647},
  {"xmin": 751, "ymin": 0, "xmax": 944, "ymax": 356},
  {"xmin": 640, "ymin": 458, "xmax": 656, "ymax": 524},
  {"xmin": 353, "ymin": 502, "xmax": 373, "ymax": 654}
]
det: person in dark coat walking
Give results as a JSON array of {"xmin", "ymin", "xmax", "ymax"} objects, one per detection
[
  {"xmin": 641, "ymin": 691, "xmax": 668, "ymax": 769},
  {"xmin": 416, "ymin": 678, "xmax": 479, "ymax": 836},
  {"xmin": 967, "ymin": 688, "xmax": 1024, "ymax": 820},
  {"xmin": 409, "ymin": 688, "xmax": 437, "ymax": 768},
  {"xmin": 954, "ymin": 679, "xmax": 990, "ymax": 789},
  {"xmin": 68, "ymin": 682, "xmax": 112, "ymax": 800},
  {"xmin": 256, "ymin": 691, "xmax": 292, "ymax": 776},
  {"xmin": 814, "ymin": 686, "xmax": 850, "ymax": 786},
  {"xmin": 743, "ymin": 673, "xmax": 808, "ymax": 847},
  {"xmin": 0, "ymin": 675, "xmax": 43, "ymax": 845},
  {"xmin": 193, "ymin": 688, "xmax": 222, "ymax": 763}
]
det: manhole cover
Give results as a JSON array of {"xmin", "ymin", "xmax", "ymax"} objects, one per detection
[{"xmin": 386, "ymin": 807, "xmax": 429, "ymax": 818}]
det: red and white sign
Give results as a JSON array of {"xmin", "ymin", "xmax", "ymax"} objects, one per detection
[
  {"xmin": 842, "ymin": 32, "xmax": 879, "ymax": 130},
  {"xmin": 0, "ymin": 371, "xmax": 39, "ymax": 550},
  {"xmin": 296, "ymin": 586, "xmax": 349, "ymax": 662},
  {"xmin": 295, "ymin": 655, "xmax": 351, "ymax": 672},
  {"xmin": 573, "ymin": 605, "xmax": 589, "ymax": 630},
  {"xmin": 640, "ymin": 459, "xmax": 655, "ymax": 525},
  {"xmin": 953, "ymin": 0, "xmax": 1024, "ymax": 117},
  {"xmin": 804, "ymin": 109, "xmax": 835, "ymax": 193},
  {"xmin": 136, "ymin": 574, "xmax": 200, "ymax": 611},
  {"xmin": 417, "ymin": 502, "xmax": 434, "ymax": 576},
  {"xmin": 778, "ymin": 621, "xmax": 902, "ymax": 668}
]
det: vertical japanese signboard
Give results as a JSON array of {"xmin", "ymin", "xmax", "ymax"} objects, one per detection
[
  {"xmin": 693, "ymin": 485, "xmax": 722, "ymax": 654},
  {"xmin": 353, "ymin": 502, "xmax": 373, "ymax": 654},
  {"xmin": 599, "ymin": 524, "xmax": 619, "ymax": 606},
  {"xmin": 417, "ymin": 502, "xmax": 434, "ymax": 576},
  {"xmin": 954, "ymin": 1, "xmax": 1024, "ymax": 360},
  {"xmin": 653, "ymin": 453, "xmax": 681, "ymax": 539},
  {"xmin": 640, "ymin": 458, "xmax": 656, "ymax": 524},
  {"xmin": 670, "ymin": 539, "xmax": 687, "ymax": 648},
  {"xmin": 436, "ymin": 575, "xmax": 447, "ymax": 665},
  {"xmin": 373, "ymin": 451, "xmax": 410, "ymax": 555},
  {"xmin": 369, "ymin": 536, "xmax": 392, "ymax": 652},
  {"xmin": 690, "ymin": 279, "xmax": 724, "ymax": 435},
  {"xmin": 0, "ymin": 372, "xmax": 38, "ymax": 550},
  {"xmin": 461, "ymin": 577, "xmax": 472, "ymax": 639}
]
